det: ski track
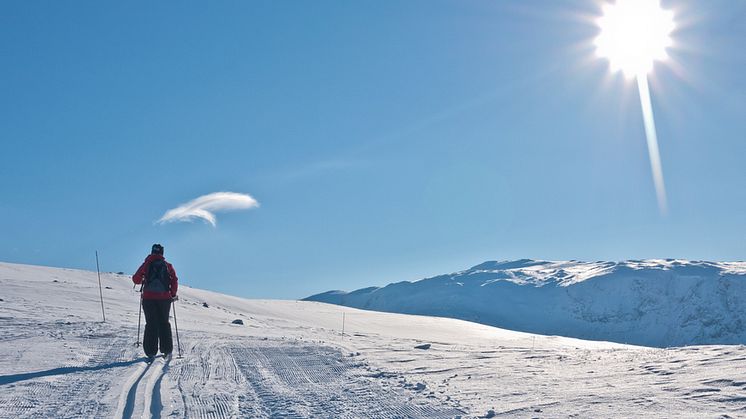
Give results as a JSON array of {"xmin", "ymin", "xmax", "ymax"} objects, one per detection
[
  {"xmin": 0, "ymin": 319, "xmax": 462, "ymax": 418},
  {"xmin": 120, "ymin": 360, "xmax": 153, "ymax": 419},
  {"xmin": 141, "ymin": 356, "xmax": 169, "ymax": 419},
  {"xmin": 3, "ymin": 322, "xmax": 746, "ymax": 419},
  {"xmin": 5, "ymin": 322, "xmax": 746, "ymax": 419},
  {"xmin": 116, "ymin": 354, "xmax": 171, "ymax": 419},
  {"xmin": 0, "ymin": 320, "xmax": 133, "ymax": 418},
  {"xmin": 150, "ymin": 357, "xmax": 170, "ymax": 419},
  {"xmin": 229, "ymin": 342, "xmax": 461, "ymax": 418},
  {"xmin": 169, "ymin": 333, "xmax": 463, "ymax": 418}
]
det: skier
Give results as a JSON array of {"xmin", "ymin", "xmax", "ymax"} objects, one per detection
[{"xmin": 132, "ymin": 243, "xmax": 179, "ymax": 359}]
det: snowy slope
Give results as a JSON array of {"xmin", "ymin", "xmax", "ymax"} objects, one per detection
[
  {"xmin": 305, "ymin": 259, "xmax": 746, "ymax": 347},
  {"xmin": 2, "ymin": 261, "xmax": 746, "ymax": 418}
]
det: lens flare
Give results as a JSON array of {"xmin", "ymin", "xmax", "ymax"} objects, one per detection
[{"xmin": 595, "ymin": 0, "xmax": 674, "ymax": 214}]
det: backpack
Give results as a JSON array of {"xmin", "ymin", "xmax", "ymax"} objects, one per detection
[{"xmin": 144, "ymin": 259, "xmax": 171, "ymax": 293}]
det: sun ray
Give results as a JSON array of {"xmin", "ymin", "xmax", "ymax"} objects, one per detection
[{"xmin": 636, "ymin": 73, "xmax": 668, "ymax": 214}]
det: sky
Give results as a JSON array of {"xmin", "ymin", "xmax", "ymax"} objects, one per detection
[{"xmin": 1, "ymin": 1, "xmax": 744, "ymax": 299}]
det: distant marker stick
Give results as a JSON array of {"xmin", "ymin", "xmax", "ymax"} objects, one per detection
[{"xmin": 95, "ymin": 251, "xmax": 106, "ymax": 322}]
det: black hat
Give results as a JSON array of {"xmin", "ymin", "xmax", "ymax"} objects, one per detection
[{"xmin": 151, "ymin": 243, "xmax": 164, "ymax": 255}]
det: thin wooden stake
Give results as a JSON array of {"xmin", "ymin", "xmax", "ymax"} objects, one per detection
[{"xmin": 95, "ymin": 251, "xmax": 106, "ymax": 322}]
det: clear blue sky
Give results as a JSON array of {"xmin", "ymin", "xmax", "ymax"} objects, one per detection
[{"xmin": 1, "ymin": 1, "xmax": 744, "ymax": 299}]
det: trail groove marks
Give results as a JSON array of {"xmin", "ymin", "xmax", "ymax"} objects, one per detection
[
  {"xmin": 229, "ymin": 340, "xmax": 463, "ymax": 418},
  {"xmin": 167, "ymin": 335, "xmax": 463, "ymax": 418}
]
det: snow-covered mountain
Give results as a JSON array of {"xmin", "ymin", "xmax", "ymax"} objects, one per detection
[
  {"xmin": 305, "ymin": 259, "xmax": 746, "ymax": 347},
  {"xmin": 3, "ymin": 261, "xmax": 746, "ymax": 418}
]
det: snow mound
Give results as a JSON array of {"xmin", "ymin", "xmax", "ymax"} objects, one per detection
[{"xmin": 305, "ymin": 259, "xmax": 746, "ymax": 347}]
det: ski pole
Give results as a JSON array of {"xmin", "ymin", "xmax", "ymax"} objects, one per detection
[
  {"xmin": 172, "ymin": 299, "xmax": 182, "ymax": 358},
  {"xmin": 135, "ymin": 284, "xmax": 143, "ymax": 347}
]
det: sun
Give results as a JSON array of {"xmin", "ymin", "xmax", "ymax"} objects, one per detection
[{"xmin": 595, "ymin": 0, "xmax": 675, "ymax": 77}]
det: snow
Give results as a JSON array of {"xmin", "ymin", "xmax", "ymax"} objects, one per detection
[
  {"xmin": 306, "ymin": 259, "xmax": 746, "ymax": 347},
  {"xmin": 2, "ymin": 261, "xmax": 746, "ymax": 417}
]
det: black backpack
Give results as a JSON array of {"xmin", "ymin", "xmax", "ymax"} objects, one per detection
[{"xmin": 144, "ymin": 259, "xmax": 171, "ymax": 293}]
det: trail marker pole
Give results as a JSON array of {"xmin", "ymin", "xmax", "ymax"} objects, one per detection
[
  {"xmin": 95, "ymin": 251, "xmax": 106, "ymax": 322},
  {"xmin": 342, "ymin": 312, "xmax": 346, "ymax": 337}
]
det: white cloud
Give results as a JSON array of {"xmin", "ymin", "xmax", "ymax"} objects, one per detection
[{"xmin": 157, "ymin": 192, "xmax": 259, "ymax": 227}]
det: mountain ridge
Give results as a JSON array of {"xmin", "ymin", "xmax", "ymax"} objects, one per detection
[{"xmin": 305, "ymin": 259, "xmax": 746, "ymax": 347}]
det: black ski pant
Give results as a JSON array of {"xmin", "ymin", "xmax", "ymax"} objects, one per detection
[{"xmin": 142, "ymin": 299, "xmax": 173, "ymax": 357}]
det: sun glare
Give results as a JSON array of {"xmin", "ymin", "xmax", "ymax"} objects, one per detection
[{"xmin": 595, "ymin": 0, "xmax": 675, "ymax": 76}]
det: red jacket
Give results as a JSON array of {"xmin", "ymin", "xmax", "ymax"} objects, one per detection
[{"xmin": 132, "ymin": 254, "xmax": 179, "ymax": 300}]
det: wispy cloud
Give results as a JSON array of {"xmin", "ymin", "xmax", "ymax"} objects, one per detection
[{"xmin": 157, "ymin": 192, "xmax": 259, "ymax": 227}]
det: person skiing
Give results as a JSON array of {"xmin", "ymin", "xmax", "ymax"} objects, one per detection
[{"xmin": 132, "ymin": 243, "xmax": 179, "ymax": 358}]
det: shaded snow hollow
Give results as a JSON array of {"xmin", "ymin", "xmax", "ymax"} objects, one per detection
[{"xmin": 305, "ymin": 259, "xmax": 746, "ymax": 347}]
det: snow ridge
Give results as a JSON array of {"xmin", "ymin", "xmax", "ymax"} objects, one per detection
[{"xmin": 305, "ymin": 259, "xmax": 746, "ymax": 347}]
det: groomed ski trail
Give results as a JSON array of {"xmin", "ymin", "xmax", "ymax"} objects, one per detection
[
  {"xmin": 0, "ymin": 320, "xmax": 135, "ymax": 418},
  {"xmin": 169, "ymin": 333, "xmax": 464, "ymax": 418},
  {"xmin": 0, "ymin": 321, "xmax": 464, "ymax": 418}
]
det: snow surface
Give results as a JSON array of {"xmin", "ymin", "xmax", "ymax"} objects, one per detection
[
  {"xmin": 305, "ymin": 259, "xmax": 746, "ymax": 347},
  {"xmin": 1, "ymin": 261, "xmax": 746, "ymax": 418}
]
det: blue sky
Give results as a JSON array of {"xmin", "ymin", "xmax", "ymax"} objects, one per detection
[{"xmin": 1, "ymin": 1, "xmax": 744, "ymax": 299}]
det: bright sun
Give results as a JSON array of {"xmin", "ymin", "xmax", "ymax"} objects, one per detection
[{"xmin": 595, "ymin": 0, "xmax": 675, "ymax": 76}]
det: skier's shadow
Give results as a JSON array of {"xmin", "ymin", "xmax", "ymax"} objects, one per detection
[{"xmin": 0, "ymin": 357, "xmax": 149, "ymax": 385}]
